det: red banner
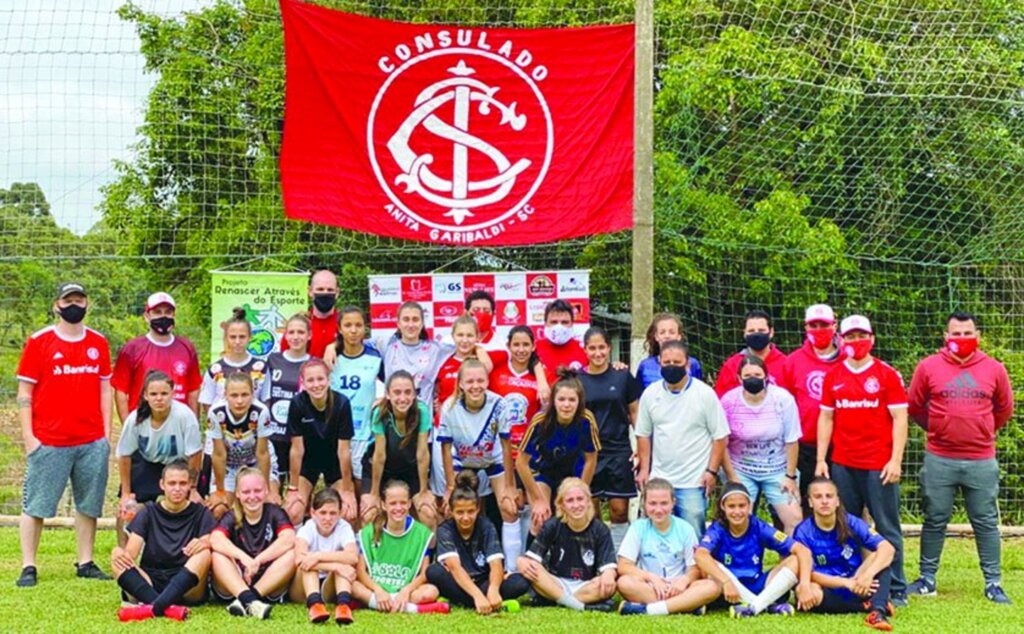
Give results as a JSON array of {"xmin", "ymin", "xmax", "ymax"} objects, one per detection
[{"xmin": 280, "ymin": 0, "xmax": 634, "ymax": 246}]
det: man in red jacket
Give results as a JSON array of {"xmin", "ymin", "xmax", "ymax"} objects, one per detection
[
  {"xmin": 906, "ymin": 311, "xmax": 1014, "ymax": 605},
  {"xmin": 714, "ymin": 309, "xmax": 787, "ymax": 397},
  {"xmin": 278, "ymin": 269, "xmax": 339, "ymax": 358},
  {"xmin": 779, "ymin": 303, "xmax": 842, "ymax": 511}
]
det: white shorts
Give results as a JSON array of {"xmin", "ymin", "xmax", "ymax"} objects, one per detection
[
  {"xmin": 211, "ymin": 447, "xmax": 280, "ymax": 493},
  {"xmin": 429, "ymin": 441, "xmax": 494, "ymax": 497},
  {"xmin": 556, "ymin": 577, "xmax": 589, "ymax": 598},
  {"xmin": 351, "ymin": 439, "xmax": 371, "ymax": 481}
]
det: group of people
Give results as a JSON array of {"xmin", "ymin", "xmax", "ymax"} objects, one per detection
[{"xmin": 13, "ymin": 272, "xmax": 1015, "ymax": 629}]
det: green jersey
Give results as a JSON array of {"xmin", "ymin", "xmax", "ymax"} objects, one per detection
[{"xmin": 358, "ymin": 516, "xmax": 432, "ymax": 593}]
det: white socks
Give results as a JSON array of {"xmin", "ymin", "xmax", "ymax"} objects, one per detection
[
  {"xmin": 557, "ymin": 592, "xmax": 585, "ymax": 611},
  {"xmin": 502, "ymin": 521, "xmax": 522, "ymax": 572},
  {"xmin": 606, "ymin": 524, "xmax": 630, "ymax": 553},
  {"xmin": 647, "ymin": 600, "xmax": 670, "ymax": 616},
  {"xmin": 750, "ymin": 566, "xmax": 798, "ymax": 614}
]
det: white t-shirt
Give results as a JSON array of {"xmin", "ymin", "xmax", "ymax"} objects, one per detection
[
  {"xmin": 116, "ymin": 400, "xmax": 203, "ymax": 463},
  {"xmin": 618, "ymin": 516, "xmax": 698, "ymax": 579},
  {"xmin": 635, "ymin": 378, "xmax": 730, "ymax": 488},
  {"xmin": 436, "ymin": 391, "xmax": 511, "ymax": 470},
  {"xmin": 298, "ymin": 518, "xmax": 357, "ymax": 556}
]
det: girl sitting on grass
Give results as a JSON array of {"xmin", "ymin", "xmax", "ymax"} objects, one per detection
[
  {"xmin": 695, "ymin": 481, "xmax": 813, "ymax": 617},
  {"xmin": 290, "ymin": 488, "xmax": 360, "ymax": 625}
]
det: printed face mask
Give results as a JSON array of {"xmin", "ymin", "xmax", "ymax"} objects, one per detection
[
  {"xmin": 150, "ymin": 316, "xmax": 175, "ymax": 335},
  {"xmin": 544, "ymin": 324, "xmax": 574, "ymax": 346},
  {"xmin": 843, "ymin": 338, "xmax": 873, "ymax": 361},
  {"xmin": 946, "ymin": 336, "xmax": 978, "ymax": 358},
  {"xmin": 807, "ymin": 328, "xmax": 833, "ymax": 350}
]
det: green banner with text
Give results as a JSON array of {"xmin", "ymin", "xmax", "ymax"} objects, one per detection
[{"xmin": 209, "ymin": 271, "xmax": 309, "ymax": 358}]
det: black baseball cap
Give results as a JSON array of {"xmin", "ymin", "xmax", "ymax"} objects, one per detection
[{"xmin": 55, "ymin": 282, "xmax": 87, "ymax": 300}]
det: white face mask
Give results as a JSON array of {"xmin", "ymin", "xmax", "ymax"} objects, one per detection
[{"xmin": 544, "ymin": 324, "xmax": 574, "ymax": 346}]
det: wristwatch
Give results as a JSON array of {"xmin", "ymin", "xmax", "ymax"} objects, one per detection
[{"xmin": 785, "ymin": 473, "xmax": 798, "ymax": 480}]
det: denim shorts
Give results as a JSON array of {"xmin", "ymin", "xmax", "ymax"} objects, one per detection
[{"xmin": 734, "ymin": 470, "xmax": 798, "ymax": 507}]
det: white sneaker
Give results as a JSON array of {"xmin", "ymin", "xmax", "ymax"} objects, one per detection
[
  {"xmin": 226, "ymin": 598, "xmax": 246, "ymax": 617},
  {"xmin": 247, "ymin": 599, "xmax": 273, "ymax": 620}
]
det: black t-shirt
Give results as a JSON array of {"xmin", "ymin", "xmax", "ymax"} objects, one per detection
[
  {"xmin": 128, "ymin": 501, "xmax": 216, "ymax": 570},
  {"xmin": 435, "ymin": 518, "xmax": 502, "ymax": 582},
  {"xmin": 579, "ymin": 368, "xmax": 640, "ymax": 453},
  {"xmin": 287, "ymin": 391, "xmax": 354, "ymax": 470},
  {"xmin": 263, "ymin": 352, "xmax": 309, "ymax": 440},
  {"xmin": 526, "ymin": 517, "xmax": 616, "ymax": 581},
  {"xmin": 214, "ymin": 503, "xmax": 293, "ymax": 558},
  {"xmin": 364, "ymin": 406, "xmax": 423, "ymax": 484}
]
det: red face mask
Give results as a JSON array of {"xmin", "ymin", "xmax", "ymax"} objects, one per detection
[
  {"xmin": 473, "ymin": 310, "xmax": 493, "ymax": 333},
  {"xmin": 807, "ymin": 328, "xmax": 833, "ymax": 350},
  {"xmin": 843, "ymin": 338, "xmax": 873, "ymax": 361},
  {"xmin": 946, "ymin": 336, "xmax": 978, "ymax": 358}
]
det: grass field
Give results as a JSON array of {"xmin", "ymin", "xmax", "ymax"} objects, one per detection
[{"xmin": 0, "ymin": 528, "xmax": 1020, "ymax": 633}]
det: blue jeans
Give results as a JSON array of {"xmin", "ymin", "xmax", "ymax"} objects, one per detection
[{"xmin": 673, "ymin": 487, "xmax": 707, "ymax": 538}]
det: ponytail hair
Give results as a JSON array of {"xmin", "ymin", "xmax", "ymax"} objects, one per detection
[
  {"xmin": 554, "ymin": 477, "xmax": 594, "ymax": 524},
  {"xmin": 221, "ymin": 307, "xmax": 252, "ymax": 356},
  {"xmin": 335, "ymin": 305, "xmax": 366, "ymax": 349},
  {"xmin": 395, "ymin": 301, "xmax": 428, "ymax": 342},
  {"xmin": 448, "ymin": 469, "xmax": 480, "ymax": 509},
  {"xmin": 229, "ymin": 467, "xmax": 267, "ymax": 533},
  {"xmin": 507, "ymin": 326, "xmax": 542, "ymax": 373},
  {"xmin": 808, "ymin": 476, "xmax": 853, "ymax": 546},
  {"xmin": 373, "ymin": 479, "xmax": 411, "ymax": 547},
  {"xmin": 135, "ymin": 370, "xmax": 174, "ymax": 425},
  {"xmin": 378, "ymin": 370, "xmax": 420, "ymax": 449}
]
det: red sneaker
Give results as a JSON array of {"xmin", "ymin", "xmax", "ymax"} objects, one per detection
[
  {"xmin": 416, "ymin": 602, "xmax": 451, "ymax": 615},
  {"xmin": 308, "ymin": 602, "xmax": 330, "ymax": 623},
  {"xmin": 118, "ymin": 605, "xmax": 154, "ymax": 622},
  {"xmin": 335, "ymin": 603, "xmax": 354, "ymax": 625},
  {"xmin": 162, "ymin": 605, "xmax": 190, "ymax": 621},
  {"xmin": 865, "ymin": 609, "xmax": 893, "ymax": 631}
]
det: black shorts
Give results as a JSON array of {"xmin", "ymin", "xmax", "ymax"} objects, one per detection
[
  {"xmin": 591, "ymin": 451, "xmax": 636, "ymax": 499},
  {"xmin": 300, "ymin": 460, "xmax": 341, "ymax": 488},
  {"xmin": 359, "ymin": 469, "xmax": 420, "ymax": 496},
  {"xmin": 126, "ymin": 454, "xmax": 165, "ymax": 504},
  {"xmin": 141, "ymin": 566, "xmax": 208, "ymax": 604},
  {"xmin": 271, "ymin": 438, "xmax": 291, "ymax": 482},
  {"xmin": 211, "ymin": 562, "xmax": 287, "ymax": 603}
]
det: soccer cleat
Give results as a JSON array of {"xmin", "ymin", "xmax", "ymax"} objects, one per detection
[
  {"xmin": 308, "ymin": 602, "xmax": 330, "ymax": 623},
  {"xmin": 500, "ymin": 599, "xmax": 521, "ymax": 613},
  {"xmin": 729, "ymin": 604, "xmax": 756, "ymax": 618},
  {"xmin": 618, "ymin": 601, "xmax": 647, "ymax": 616},
  {"xmin": 335, "ymin": 603, "xmax": 354, "ymax": 625},
  {"xmin": 865, "ymin": 608, "xmax": 893, "ymax": 631},
  {"xmin": 584, "ymin": 600, "xmax": 615, "ymax": 612},
  {"xmin": 767, "ymin": 602, "xmax": 795, "ymax": 616},
  {"xmin": 75, "ymin": 561, "xmax": 112, "ymax": 581},
  {"xmin": 691, "ymin": 605, "xmax": 707, "ymax": 616},
  {"xmin": 118, "ymin": 604, "xmax": 155, "ymax": 622},
  {"xmin": 227, "ymin": 598, "xmax": 246, "ymax": 617},
  {"xmin": 985, "ymin": 584, "xmax": 1012, "ymax": 605},
  {"xmin": 162, "ymin": 605, "xmax": 190, "ymax": 621},
  {"xmin": 907, "ymin": 577, "xmax": 937, "ymax": 597},
  {"xmin": 416, "ymin": 601, "xmax": 451, "ymax": 614},
  {"xmin": 889, "ymin": 591, "xmax": 908, "ymax": 608},
  {"xmin": 15, "ymin": 566, "xmax": 37, "ymax": 588},
  {"xmin": 247, "ymin": 599, "xmax": 273, "ymax": 620}
]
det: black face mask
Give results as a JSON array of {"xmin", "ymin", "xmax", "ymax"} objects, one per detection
[
  {"xmin": 742, "ymin": 376, "xmax": 766, "ymax": 394},
  {"xmin": 744, "ymin": 332, "xmax": 771, "ymax": 351},
  {"xmin": 312, "ymin": 293, "xmax": 337, "ymax": 313},
  {"xmin": 58, "ymin": 304, "xmax": 86, "ymax": 324},
  {"xmin": 150, "ymin": 316, "xmax": 175, "ymax": 336},
  {"xmin": 661, "ymin": 364, "xmax": 688, "ymax": 385}
]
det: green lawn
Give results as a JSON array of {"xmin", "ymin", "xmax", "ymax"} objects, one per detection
[{"xmin": 0, "ymin": 528, "xmax": 1020, "ymax": 633}]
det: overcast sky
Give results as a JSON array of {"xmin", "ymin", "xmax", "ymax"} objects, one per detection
[{"xmin": 1, "ymin": 0, "xmax": 209, "ymax": 234}]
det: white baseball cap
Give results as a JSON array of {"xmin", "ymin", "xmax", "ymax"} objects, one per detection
[
  {"xmin": 145, "ymin": 292, "xmax": 176, "ymax": 311},
  {"xmin": 804, "ymin": 304, "xmax": 835, "ymax": 324},
  {"xmin": 840, "ymin": 315, "xmax": 873, "ymax": 335}
]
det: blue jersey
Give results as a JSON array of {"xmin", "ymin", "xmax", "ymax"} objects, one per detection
[
  {"xmin": 519, "ymin": 411, "xmax": 601, "ymax": 479},
  {"xmin": 699, "ymin": 516, "xmax": 795, "ymax": 582},
  {"xmin": 637, "ymin": 355, "xmax": 703, "ymax": 390},
  {"xmin": 331, "ymin": 344, "xmax": 383, "ymax": 442},
  {"xmin": 794, "ymin": 513, "xmax": 885, "ymax": 579}
]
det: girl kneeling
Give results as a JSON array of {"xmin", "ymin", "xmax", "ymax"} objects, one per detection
[
  {"xmin": 425, "ymin": 471, "xmax": 530, "ymax": 613},
  {"xmin": 516, "ymin": 478, "xmax": 617, "ymax": 611},
  {"xmin": 695, "ymin": 481, "xmax": 813, "ymax": 617},
  {"xmin": 794, "ymin": 477, "xmax": 896, "ymax": 631},
  {"xmin": 353, "ymin": 480, "xmax": 449, "ymax": 614},
  {"xmin": 211, "ymin": 467, "xmax": 295, "ymax": 619},
  {"xmin": 617, "ymin": 478, "xmax": 720, "ymax": 616}
]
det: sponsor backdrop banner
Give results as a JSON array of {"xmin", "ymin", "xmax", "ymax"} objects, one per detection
[
  {"xmin": 280, "ymin": 0, "xmax": 633, "ymax": 246},
  {"xmin": 368, "ymin": 270, "xmax": 590, "ymax": 343},
  {"xmin": 210, "ymin": 271, "xmax": 309, "ymax": 358}
]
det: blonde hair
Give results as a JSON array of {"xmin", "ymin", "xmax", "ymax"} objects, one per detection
[
  {"xmin": 555, "ymin": 477, "xmax": 594, "ymax": 524},
  {"xmin": 230, "ymin": 467, "xmax": 267, "ymax": 532},
  {"xmin": 450, "ymin": 357, "xmax": 489, "ymax": 406}
]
